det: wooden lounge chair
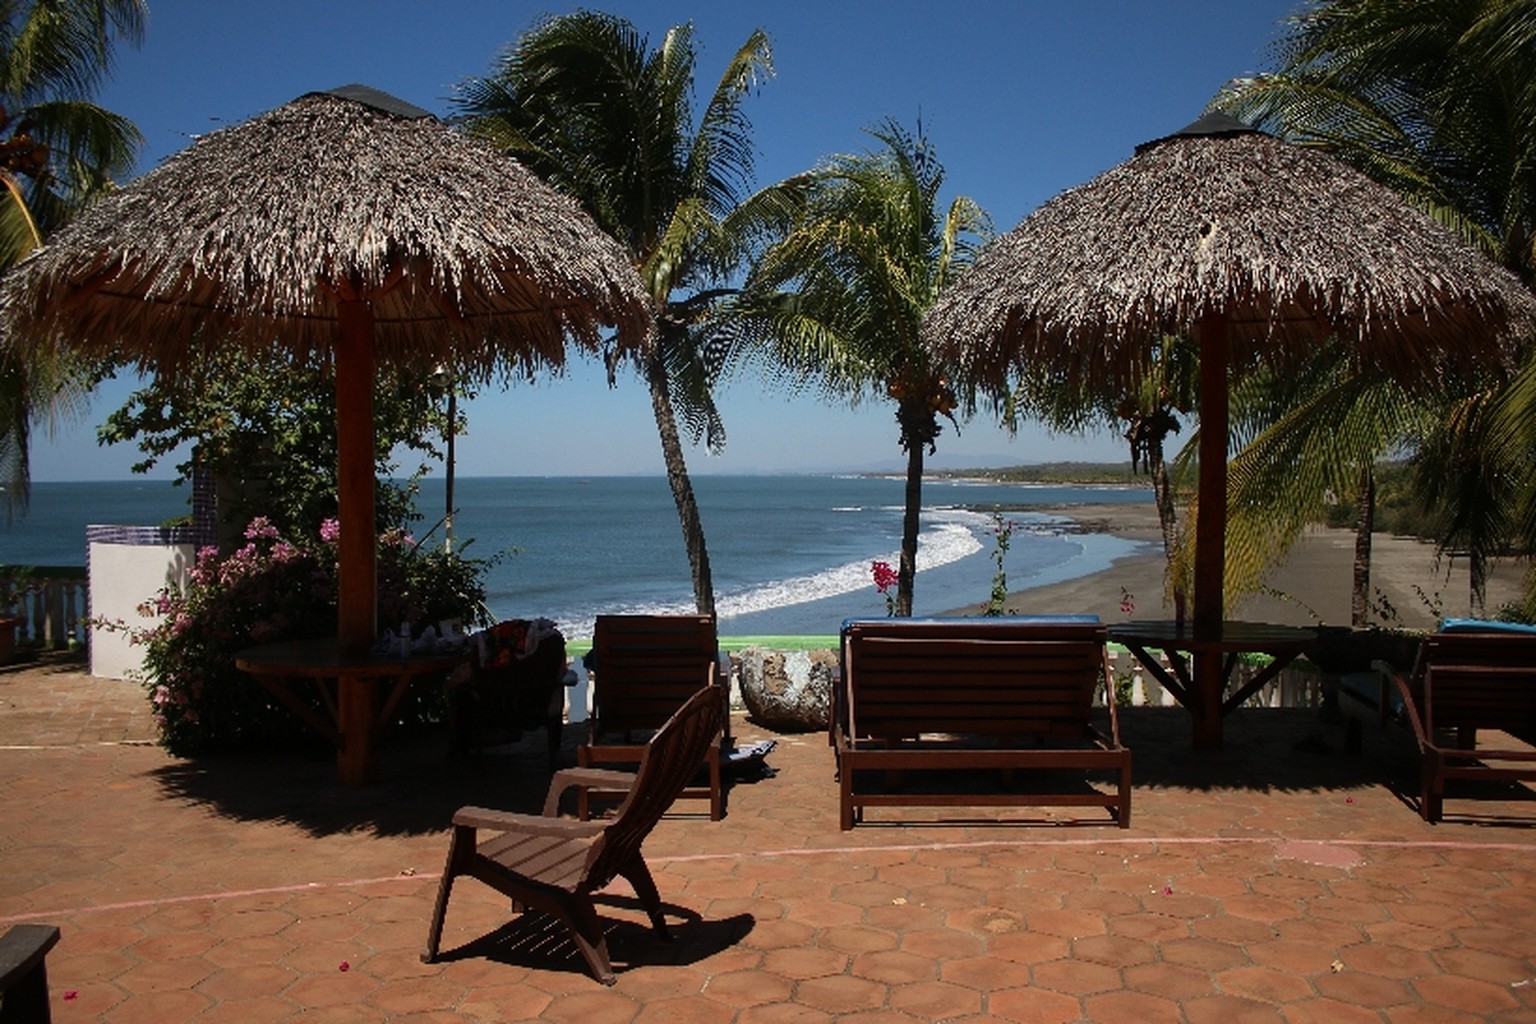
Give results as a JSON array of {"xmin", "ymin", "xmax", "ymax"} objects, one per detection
[
  {"xmin": 421, "ymin": 684, "xmax": 726, "ymax": 985},
  {"xmin": 1375, "ymin": 622, "xmax": 1536, "ymax": 823},
  {"xmin": 835, "ymin": 617, "xmax": 1131, "ymax": 829},
  {"xmin": 577, "ymin": 614, "xmax": 727, "ymax": 820}
]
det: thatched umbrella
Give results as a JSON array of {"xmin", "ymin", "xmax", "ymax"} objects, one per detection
[
  {"xmin": 924, "ymin": 112, "xmax": 1536, "ymax": 745},
  {"xmin": 2, "ymin": 85, "xmax": 651, "ymax": 655}
]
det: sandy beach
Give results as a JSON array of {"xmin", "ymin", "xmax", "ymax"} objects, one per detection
[{"xmin": 946, "ymin": 501, "xmax": 1529, "ymax": 630}]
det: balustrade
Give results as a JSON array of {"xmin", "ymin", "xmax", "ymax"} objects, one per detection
[{"xmin": 2, "ymin": 567, "xmax": 89, "ymax": 650}]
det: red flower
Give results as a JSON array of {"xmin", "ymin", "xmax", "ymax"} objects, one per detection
[{"xmin": 870, "ymin": 560, "xmax": 899, "ymax": 593}]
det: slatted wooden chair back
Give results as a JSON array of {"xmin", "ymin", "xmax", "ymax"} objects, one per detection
[
  {"xmin": 580, "ymin": 614, "xmax": 727, "ymax": 819},
  {"xmin": 844, "ymin": 620, "xmax": 1110, "ymax": 743},
  {"xmin": 590, "ymin": 614, "xmax": 720, "ymax": 738},
  {"xmin": 584, "ymin": 683, "xmax": 726, "ymax": 891},
  {"xmin": 1416, "ymin": 633, "xmax": 1536, "ymax": 740}
]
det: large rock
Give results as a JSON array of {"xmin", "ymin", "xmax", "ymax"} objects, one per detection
[{"xmin": 737, "ymin": 647, "xmax": 835, "ymax": 732}]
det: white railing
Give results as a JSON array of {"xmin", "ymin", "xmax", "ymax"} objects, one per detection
[
  {"xmin": 3, "ymin": 569, "xmax": 89, "ymax": 650},
  {"xmin": 1105, "ymin": 646, "xmax": 1325, "ymax": 708}
]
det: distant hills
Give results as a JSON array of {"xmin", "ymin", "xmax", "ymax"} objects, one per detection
[{"xmin": 929, "ymin": 461, "xmax": 1145, "ymax": 485}]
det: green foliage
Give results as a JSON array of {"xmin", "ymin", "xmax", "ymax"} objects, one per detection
[
  {"xmin": 1215, "ymin": 0, "xmax": 1536, "ymax": 611},
  {"xmin": 458, "ymin": 12, "xmax": 789, "ymax": 618},
  {"xmin": 731, "ymin": 120, "xmax": 990, "ymax": 615},
  {"xmin": 985, "ymin": 510, "xmax": 1013, "ymax": 616},
  {"xmin": 458, "ymin": 11, "xmax": 777, "ymax": 453},
  {"xmin": 0, "ymin": 0, "xmax": 146, "ymax": 517},
  {"xmin": 127, "ymin": 516, "xmax": 493, "ymax": 756},
  {"xmin": 97, "ymin": 348, "xmax": 461, "ymax": 540},
  {"xmin": 1112, "ymin": 665, "xmax": 1135, "ymax": 709}
]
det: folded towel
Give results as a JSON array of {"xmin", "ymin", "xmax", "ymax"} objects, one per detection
[{"xmin": 725, "ymin": 739, "xmax": 777, "ymax": 763}]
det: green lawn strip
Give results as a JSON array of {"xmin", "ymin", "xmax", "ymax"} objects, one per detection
[{"xmin": 564, "ymin": 634, "xmax": 841, "ymax": 659}]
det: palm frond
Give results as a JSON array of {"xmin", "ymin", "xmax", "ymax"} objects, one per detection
[{"xmin": 0, "ymin": 0, "xmax": 146, "ymax": 103}]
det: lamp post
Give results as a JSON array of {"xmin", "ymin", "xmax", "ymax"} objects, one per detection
[{"xmin": 431, "ymin": 365, "xmax": 456, "ymax": 552}]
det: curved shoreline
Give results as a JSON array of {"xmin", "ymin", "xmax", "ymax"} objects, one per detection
[{"xmin": 942, "ymin": 502, "xmax": 1526, "ymax": 630}]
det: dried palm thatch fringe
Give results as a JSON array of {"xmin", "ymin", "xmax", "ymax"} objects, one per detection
[
  {"xmin": 0, "ymin": 86, "xmax": 652, "ymax": 378},
  {"xmin": 923, "ymin": 122, "xmax": 1536, "ymax": 392}
]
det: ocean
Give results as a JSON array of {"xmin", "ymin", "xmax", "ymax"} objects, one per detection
[{"xmin": 3, "ymin": 475, "xmax": 1154, "ymax": 638}]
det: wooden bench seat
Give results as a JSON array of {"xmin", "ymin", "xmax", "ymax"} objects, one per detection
[
  {"xmin": 834, "ymin": 618, "xmax": 1131, "ymax": 830},
  {"xmin": 1374, "ymin": 626, "xmax": 1536, "ymax": 823}
]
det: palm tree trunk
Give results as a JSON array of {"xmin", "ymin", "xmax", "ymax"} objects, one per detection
[
  {"xmin": 1352, "ymin": 465, "xmax": 1374, "ymax": 627},
  {"xmin": 897, "ymin": 441, "xmax": 923, "ymax": 617},
  {"xmin": 644, "ymin": 350, "xmax": 716, "ymax": 618},
  {"xmin": 1469, "ymin": 552, "xmax": 1488, "ymax": 618},
  {"xmin": 1150, "ymin": 440, "xmax": 1179, "ymax": 561}
]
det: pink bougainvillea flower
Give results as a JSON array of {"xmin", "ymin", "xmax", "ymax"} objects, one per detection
[
  {"xmin": 243, "ymin": 517, "xmax": 279, "ymax": 541},
  {"xmin": 870, "ymin": 560, "xmax": 899, "ymax": 593}
]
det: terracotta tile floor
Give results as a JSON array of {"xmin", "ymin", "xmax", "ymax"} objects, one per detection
[{"xmin": 4, "ymin": 650, "xmax": 1536, "ymax": 1022}]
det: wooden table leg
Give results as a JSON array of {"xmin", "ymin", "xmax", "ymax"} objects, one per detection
[
  {"xmin": 1192, "ymin": 649, "xmax": 1225, "ymax": 750},
  {"xmin": 336, "ymin": 672, "xmax": 376, "ymax": 787}
]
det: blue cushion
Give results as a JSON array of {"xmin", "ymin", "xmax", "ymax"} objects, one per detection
[{"xmin": 1439, "ymin": 617, "xmax": 1536, "ymax": 635}]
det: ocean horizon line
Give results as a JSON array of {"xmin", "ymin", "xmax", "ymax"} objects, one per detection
[{"xmin": 20, "ymin": 463, "xmax": 1146, "ymax": 488}]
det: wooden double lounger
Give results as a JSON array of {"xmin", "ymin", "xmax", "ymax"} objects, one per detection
[
  {"xmin": 834, "ymin": 618, "xmax": 1131, "ymax": 829},
  {"xmin": 1360, "ymin": 621, "xmax": 1536, "ymax": 823}
]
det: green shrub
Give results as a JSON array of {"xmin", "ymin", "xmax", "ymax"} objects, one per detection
[{"xmin": 134, "ymin": 516, "xmax": 491, "ymax": 756}]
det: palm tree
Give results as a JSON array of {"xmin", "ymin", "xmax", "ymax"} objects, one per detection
[
  {"xmin": 0, "ymin": 0, "xmax": 145, "ymax": 516},
  {"xmin": 1214, "ymin": 0, "xmax": 1536, "ymax": 619},
  {"xmin": 1016, "ymin": 333, "xmax": 1199, "ymax": 566},
  {"xmin": 455, "ymin": 12, "xmax": 787, "ymax": 618},
  {"xmin": 730, "ymin": 121, "xmax": 989, "ymax": 615}
]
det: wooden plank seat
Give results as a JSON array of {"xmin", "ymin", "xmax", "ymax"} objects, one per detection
[
  {"xmin": 577, "ymin": 614, "xmax": 728, "ymax": 820},
  {"xmin": 1372, "ymin": 621, "xmax": 1536, "ymax": 823},
  {"xmin": 834, "ymin": 618, "xmax": 1131, "ymax": 830},
  {"xmin": 422, "ymin": 685, "xmax": 727, "ymax": 985}
]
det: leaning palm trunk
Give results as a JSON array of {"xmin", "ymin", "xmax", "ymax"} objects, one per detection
[
  {"xmin": 1352, "ymin": 465, "xmax": 1374, "ymax": 627},
  {"xmin": 896, "ymin": 442, "xmax": 923, "ymax": 617},
  {"xmin": 645, "ymin": 350, "xmax": 716, "ymax": 618},
  {"xmin": 1470, "ymin": 553, "xmax": 1488, "ymax": 618},
  {"xmin": 1150, "ymin": 444, "xmax": 1179, "ymax": 561}
]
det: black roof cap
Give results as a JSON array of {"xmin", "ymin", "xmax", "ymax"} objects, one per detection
[
  {"xmin": 1135, "ymin": 110, "xmax": 1264, "ymax": 155},
  {"xmin": 308, "ymin": 84, "xmax": 435, "ymax": 121}
]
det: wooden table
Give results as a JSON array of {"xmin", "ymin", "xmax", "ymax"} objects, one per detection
[
  {"xmin": 1107, "ymin": 621, "xmax": 1319, "ymax": 749},
  {"xmin": 236, "ymin": 637, "xmax": 466, "ymax": 786}
]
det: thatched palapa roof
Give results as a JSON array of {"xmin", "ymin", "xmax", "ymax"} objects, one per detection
[
  {"xmin": 0, "ymin": 84, "xmax": 654, "ymax": 660},
  {"xmin": 924, "ymin": 114, "xmax": 1536, "ymax": 390},
  {"xmin": 920, "ymin": 115, "xmax": 1536, "ymax": 744},
  {"xmin": 1, "ymin": 84, "xmax": 652, "ymax": 378}
]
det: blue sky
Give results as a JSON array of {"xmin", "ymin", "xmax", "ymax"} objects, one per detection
[{"xmin": 30, "ymin": 0, "xmax": 1301, "ymax": 481}]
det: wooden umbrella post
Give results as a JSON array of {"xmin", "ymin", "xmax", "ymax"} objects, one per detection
[
  {"xmin": 335, "ymin": 297, "xmax": 377, "ymax": 659},
  {"xmin": 1192, "ymin": 310, "xmax": 1229, "ymax": 749}
]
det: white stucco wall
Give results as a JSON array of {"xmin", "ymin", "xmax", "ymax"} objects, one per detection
[{"xmin": 89, "ymin": 542, "xmax": 195, "ymax": 680}]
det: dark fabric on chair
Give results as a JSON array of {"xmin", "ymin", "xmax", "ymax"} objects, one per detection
[{"xmin": 449, "ymin": 619, "xmax": 568, "ymax": 769}]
